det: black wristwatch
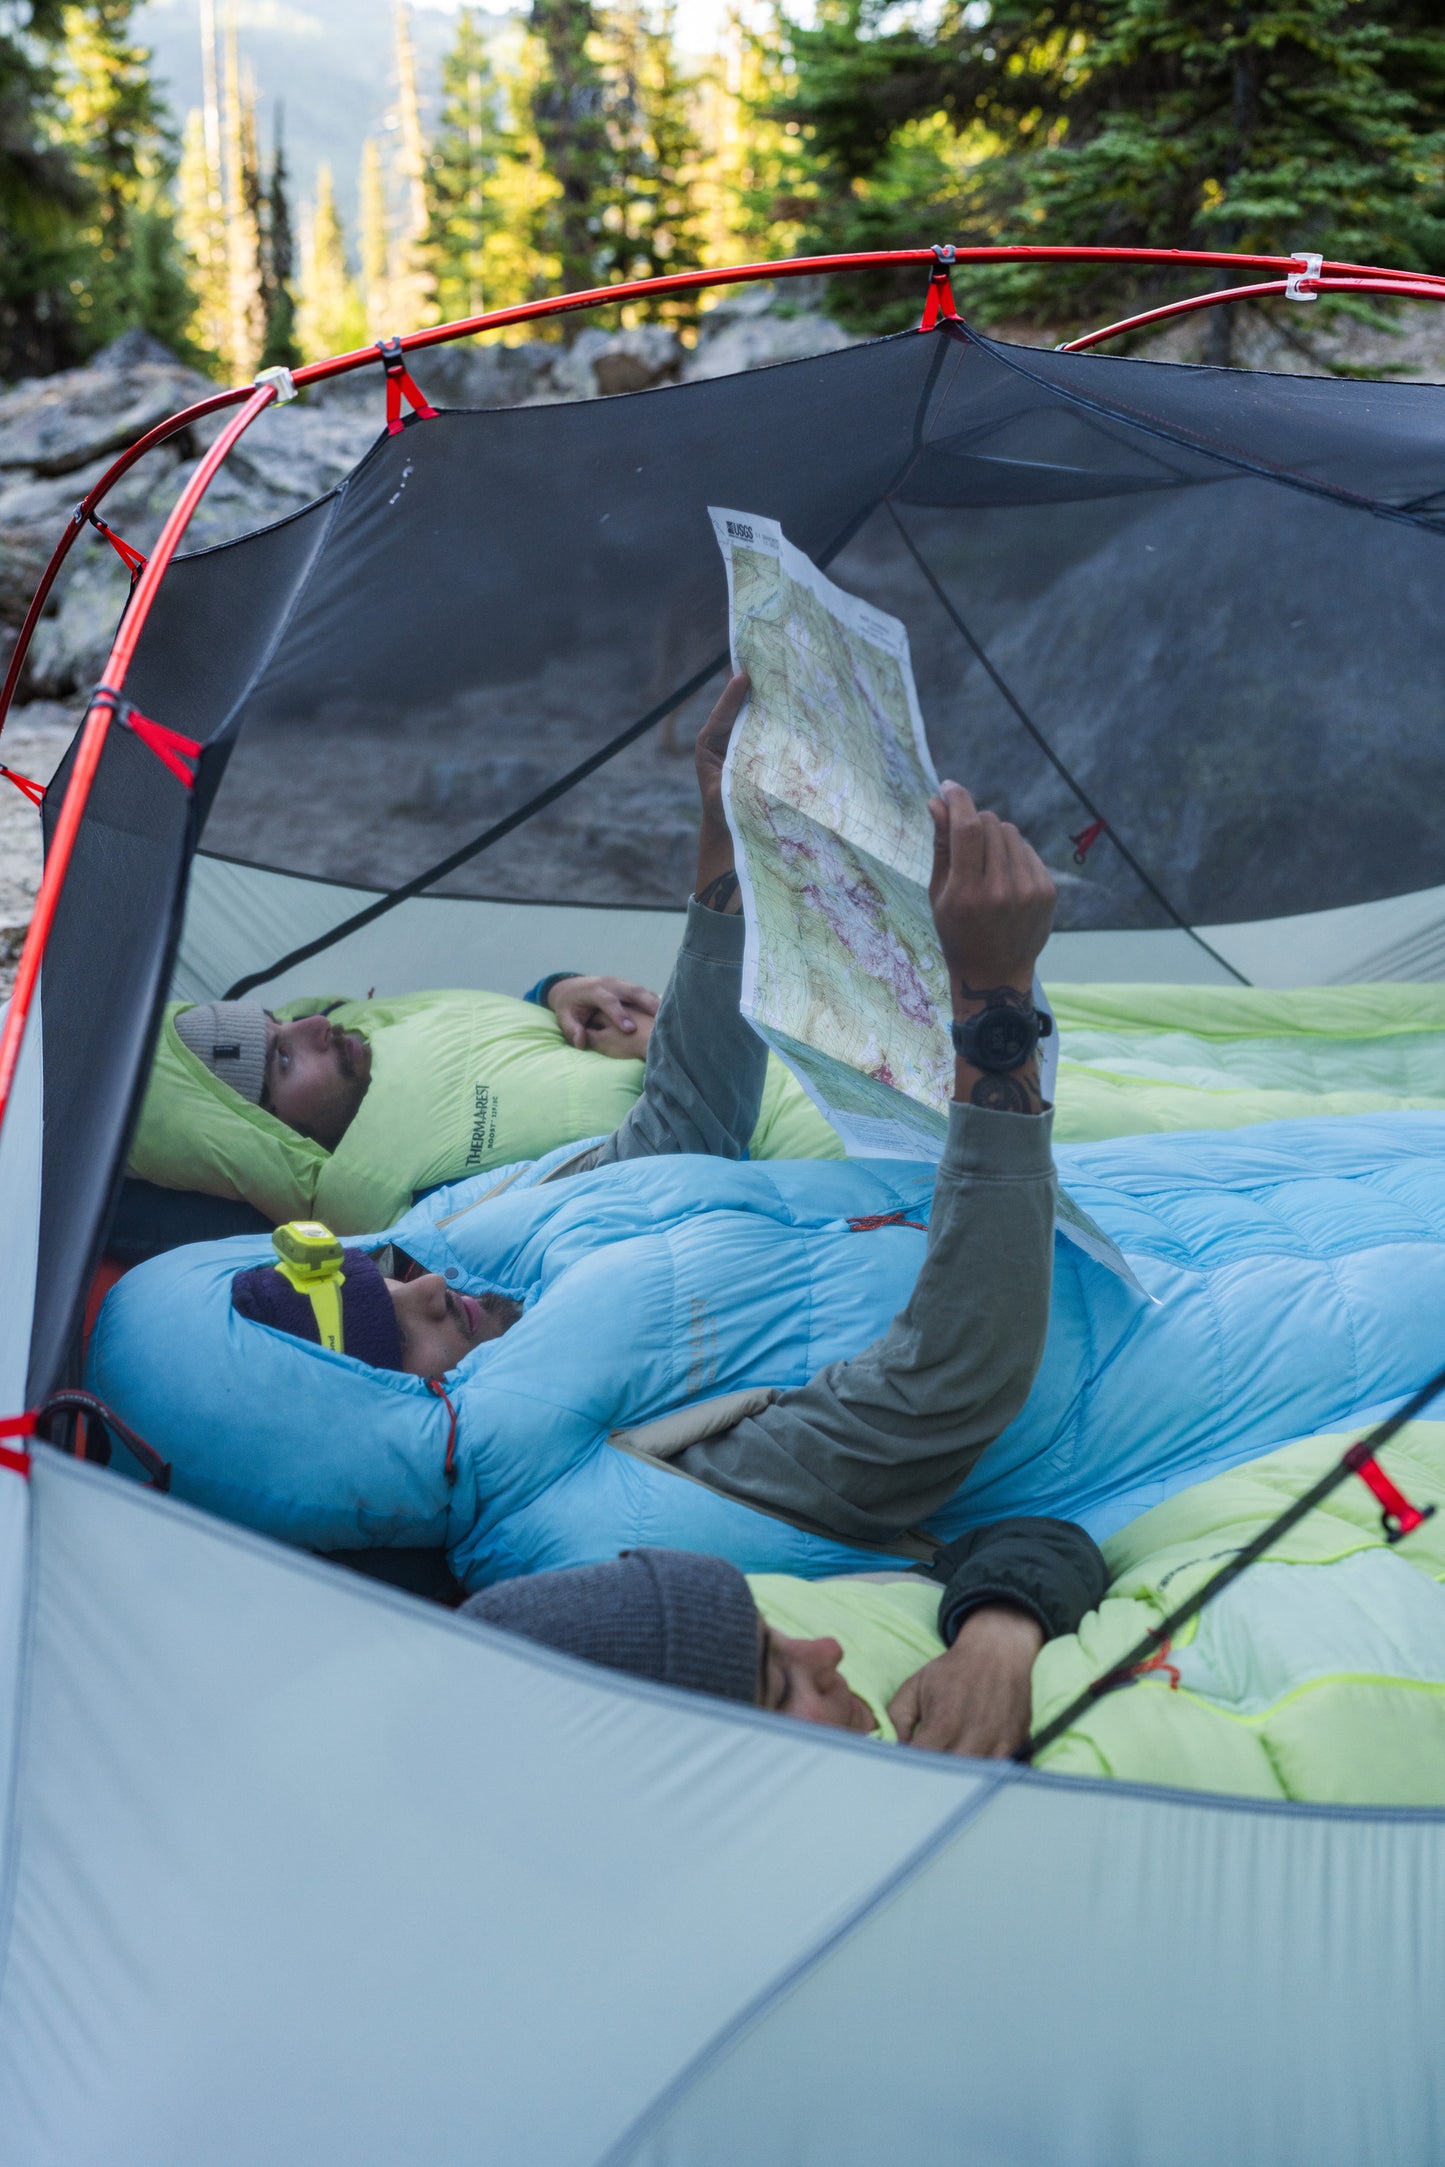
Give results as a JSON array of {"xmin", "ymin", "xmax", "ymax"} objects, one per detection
[{"xmin": 950, "ymin": 989, "xmax": 1052, "ymax": 1073}]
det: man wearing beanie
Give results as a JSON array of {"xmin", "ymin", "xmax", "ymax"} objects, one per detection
[{"xmin": 463, "ymin": 1519, "xmax": 1107, "ymax": 1760}]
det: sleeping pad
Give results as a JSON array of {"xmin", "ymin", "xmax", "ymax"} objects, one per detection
[
  {"xmin": 87, "ymin": 1112, "xmax": 1445, "ymax": 1591},
  {"xmin": 128, "ymin": 990, "xmax": 843, "ymax": 1233},
  {"xmin": 750, "ymin": 1420, "xmax": 1445, "ymax": 1803},
  {"xmin": 1049, "ymin": 982, "xmax": 1445, "ymax": 1143}
]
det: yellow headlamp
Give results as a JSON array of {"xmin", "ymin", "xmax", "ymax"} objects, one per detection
[{"xmin": 272, "ymin": 1220, "xmax": 346, "ymax": 1352}]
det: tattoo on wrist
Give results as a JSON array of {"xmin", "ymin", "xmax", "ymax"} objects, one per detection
[
  {"xmin": 968, "ymin": 1067, "xmax": 1042, "ymax": 1115},
  {"xmin": 953, "ymin": 982, "xmax": 1035, "ymax": 1010},
  {"xmin": 697, "ymin": 871, "xmax": 741, "ymax": 914}
]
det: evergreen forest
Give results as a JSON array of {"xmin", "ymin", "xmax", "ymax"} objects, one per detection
[{"xmin": 2, "ymin": 0, "xmax": 1443, "ymax": 383}]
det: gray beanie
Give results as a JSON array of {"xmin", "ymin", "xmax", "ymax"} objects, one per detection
[
  {"xmin": 462, "ymin": 1549, "xmax": 760, "ymax": 1705},
  {"xmin": 174, "ymin": 1000, "xmax": 268, "ymax": 1107}
]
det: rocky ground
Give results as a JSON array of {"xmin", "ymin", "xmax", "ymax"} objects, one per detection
[{"xmin": 1, "ymin": 284, "xmax": 1440, "ymax": 995}]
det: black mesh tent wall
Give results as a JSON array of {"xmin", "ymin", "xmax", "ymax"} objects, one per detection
[{"xmin": 4, "ymin": 261, "xmax": 1445, "ymax": 1407}]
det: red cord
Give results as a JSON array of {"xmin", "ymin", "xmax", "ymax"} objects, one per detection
[
  {"xmin": 427, "ymin": 1377, "xmax": 459, "ymax": 1483},
  {"xmin": 848, "ymin": 1210, "xmax": 928, "ymax": 1232},
  {"xmin": 122, "ymin": 708, "xmax": 201, "ymax": 791},
  {"xmin": 1071, "ymin": 818, "xmax": 1108, "ymax": 863},
  {"xmin": 1351, "ymin": 1453, "xmax": 1437, "ymax": 1542},
  {"xmin": 0, "ymin": 763, "xmax": 44, "ymax": 807}
]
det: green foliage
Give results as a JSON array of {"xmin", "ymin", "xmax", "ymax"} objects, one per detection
[
  {"xmin": 596, "ymin": 0, "xmax": 705, "ymax": 314},
  {"xmin": 424, "ymin": 8, "xmax": 512, "ymax": 321},
  {"xmin": 760, "ymin": 0, "xmax": 1445, "ymax": 337},
  {"xmin": 530, "ymin": 0, "xmax": 612, "ymax": 301},
  {"xmin": 0, "ymin": 1, "xmax": 86, "ymax": 377},
  {"xmin": 259, "ymin": 112, "xmax": 300, "ymax": 372},
  {"xmin": 56, "ymin": 0, "xmax": 200, "ymax": 358}
]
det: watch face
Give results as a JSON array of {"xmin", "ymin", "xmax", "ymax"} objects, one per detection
[{"xmin": 973, "ymin": 1006, "xmax": 1037, "ymax": 1071}]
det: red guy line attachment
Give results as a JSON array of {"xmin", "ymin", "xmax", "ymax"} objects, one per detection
[
  {"xmin": 122, "ymin": 707, "xmax": 202, "ymax": 791},
  {"xmin": 0, "ymin": 763, "xmax": 45, "ymax": 807},
  {"xmin": 847, "ymin": 1210, "xmax": 928, "ymax": 1232},
  {"xmin": 1347, "ymin": 1449, "xmax": 1438, "ymax": 1543},
  {"xmin": 87, "ymin": 510, "xmax": 148, "ymax": 586},
  {"xmin": 1071, "ymin": 818, "xmax": 1108, "ymax": 863},
  {"xmin": 0, "ymin": 1411, "xmax": 37, "ymax": 1478},
  {"xmin": 918, "ymin": 244, "xmax": 960, "ymax": 332},
  {"xmin": 377, "ymin": 335, "xmax": 439, "ymax": 436}
]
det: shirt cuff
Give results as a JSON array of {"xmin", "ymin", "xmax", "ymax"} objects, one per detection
[
  {"xmin": 940, "ymin": 1096, "xmax": 1055, "ymax": 1181},
  {"xmin": 523, "ymin": 972, "xmax": 583, "ymax": 1008},
  {"xmin": 682, "ymin": 895, "xmax": 747, "ymax": 960}
]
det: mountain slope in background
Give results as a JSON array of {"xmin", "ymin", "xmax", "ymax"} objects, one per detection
[{"xmin": 134, "ymin": 0, "xmax": 516, "ymax": 220}]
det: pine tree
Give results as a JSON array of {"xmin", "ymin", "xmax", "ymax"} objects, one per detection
[
  {"xmin": 54, "ymin": 0, "xmax": 198, "ymax": 356},
  {"xmin": 220, "ymin": 21, "xmax": 265, "ymax": 374},
  {"xmin": 0, "ymin": 0, "xmax": 86, "ymax": 377},
  {"xmin": 359, "ymin": 136, "xmax": 393, "ymax": 331},
  {"xmin": 596, "ymin": 0, "xmax": 705, "ymax": 314},
  {"xmin": 296, "ymin": 162, "xmax": 365, "ymax": 360},
  {"xmin": 530, "ymin": 0, "xmax": 611, "ymax": 303},
  {"xmin": 258, "ymin": 108, "xmax": 300, "ymax": 371},
  {"xmin": 389, "ymin": 0, "xmax": 436, "ymax": 330},
  {"xmin": 766, "ymin": 0, "xmax": 1445, "ymax": 341},
  {"xmin": 175, "ymin": 104, "xmax": 227, "ymax": 364},
  {"xmin": 424, "ymin": 7, "xmax": 509, "ymax": 322}
]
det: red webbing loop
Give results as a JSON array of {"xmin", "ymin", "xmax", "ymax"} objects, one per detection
[
  {"xmin": 87, "ymin": 510, "xmax": 148, "ymax": 587},
  {"xmin": 0, "ymin": 1411, "xmax": 37, "ymax": 1478},
  {"xmin": 1071, "ymin": 817, "xmax": 1108, "ymax": 863},
  {"xmin": 377, "ymin": 335, "xmax": 438, "ymax": 436},
  {"xmin": 918, "ymin": 245, "xmax": 960, "ymax": 332},
  {"xmin": 848, "ymin": 1210, "xmax": 928, "ymax": 1232},
  {"xmin": 427, "ymin": 1377, "xmax": 460, "ymax": 1484},
  {"xmin": 1348, "ymin": 1451, "xmax": 1437, "ymax": 1543},
  {"xmin": 0, "ymin": 763, "xmax": 45, "ymax": 807},
  {"xmin": 121, "ymin": 706, "xmax": 201, "ymax": 791}
]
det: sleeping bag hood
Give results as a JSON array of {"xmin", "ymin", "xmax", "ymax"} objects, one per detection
[
  {"xmin": 128, "ymin": 993, "xmax": 843, "ymax": 1235},
  {"xmin": 88, "ymin": 1112, "xmax": 1445, "ymax": 1592}
]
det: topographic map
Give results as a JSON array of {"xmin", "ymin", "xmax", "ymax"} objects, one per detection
[
  {"xmin": 710, "ymin": 507, "xmax": 1138, "ymax": 1290},
  {"xmin": 711, "ymin": 505, "xmax": 952, "ymax": 1158}
]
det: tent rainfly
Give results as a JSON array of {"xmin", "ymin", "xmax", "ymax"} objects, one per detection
[{"xmin": 1, "ymin": 249, "xmax": 1444, "ymax": 2163}]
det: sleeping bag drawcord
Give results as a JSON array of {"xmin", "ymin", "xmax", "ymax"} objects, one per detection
[
  {"xmin": 35, "ymin": 1388, "xmax": 172, "ymax": 1490},
  {"xmin": 427, "ymin": 1379, "xmax": 459, "ymax": 1485},
  {"xmin": 1016, "ymin": 1357, "xmax": 1445, "ymax": 1765}
]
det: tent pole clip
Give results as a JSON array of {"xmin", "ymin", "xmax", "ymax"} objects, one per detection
[
  {"xmin": 254, "ymin": 364, "xmax": 298, "ymax": 403},
  {"xmin": 1286, "ymin": 253, "xmax": 1323, "ymax": 302},
  {"xmin": 376, "ymin": 335, "xmax": 439, "ymax": 436},
  {"xmin": 919, "ymin": 245, "xmax": 960, "ymax": 333}
]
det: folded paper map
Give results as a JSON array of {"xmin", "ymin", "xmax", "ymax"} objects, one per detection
[{"xmin": 711, "ymin": 506, "xmax": 1143, "ymax": 1292}]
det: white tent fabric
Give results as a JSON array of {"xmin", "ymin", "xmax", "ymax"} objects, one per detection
[
  {"xmin": 2, "ymin": 1446, "xmax": 1442, "ymax": 2165},
  {"xmin": 174, "ymin": 852, "xmax": 1445, "ymax": 1009}
]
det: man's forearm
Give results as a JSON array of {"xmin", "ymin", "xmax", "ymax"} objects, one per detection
[
  {"xmin": 595, "ymin": 900, "xmax": 766, "ymax": 1165},
  {"xmin": 673, "ymin": 1098, "xmax": 1056, "ymax": 1546}
]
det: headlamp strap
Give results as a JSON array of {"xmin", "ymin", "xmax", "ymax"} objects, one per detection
[{"xmin": 272, "ymin": 1222, "xmax": 346, "ymax": 1352}]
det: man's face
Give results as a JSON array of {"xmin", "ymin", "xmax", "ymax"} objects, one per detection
[
  {"xmin": 263, "ymin": 1013, "xmax": 372, "ymax": 1149},
  {"xmin": 758, "ymin": 1621, "xmax": 876, "ymax": 1734},
  {"xmin": 384, "ymin": 1273, "xmax": 521, "ymax": 1377}
]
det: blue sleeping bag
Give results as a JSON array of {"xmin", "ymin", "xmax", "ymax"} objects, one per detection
[{"xmin": 86, "ymin": 1114, "xmax": 1445, "ymax": 1587}]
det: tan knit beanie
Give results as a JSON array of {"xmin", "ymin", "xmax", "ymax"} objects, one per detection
[{"xmin": 173, "ymin": 1000, "xmax": 269, "ymax": 1107}]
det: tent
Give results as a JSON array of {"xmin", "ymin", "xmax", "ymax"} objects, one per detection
[{"xmin": 1, "ymin": 247, "xmax": 1444, "ymax": 2159}]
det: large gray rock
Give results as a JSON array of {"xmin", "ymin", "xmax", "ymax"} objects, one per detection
[
  {"xmin": 0, "ymin": 358, "xmax": 210, "ymax": 475},
  {"xmin": 548, "ymin": 324, "xmax": 683, "ymax": 401},
  {"xmin": 683, "ymin": 285, "xmax": 853, "ymax": 382}
]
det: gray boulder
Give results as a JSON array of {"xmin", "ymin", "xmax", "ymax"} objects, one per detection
[
  {"xmin": 0, "ymin": 357, "xmax": 210, "ymax": 476},
  {"xmin": 683, "ymin": 284, "xmax": 854, "ymax": 382}
]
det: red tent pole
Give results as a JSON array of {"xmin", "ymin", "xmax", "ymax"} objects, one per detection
[
  {"xmin": 1061, "ymin": 273, "xmax": 1445, "ymax": 351},
  {"xmin": 4, "ymin": 245, "xmax": 1441, "ymax": 746},
  {"xmin": 0, "ymin": 383, "xmax": 276, "ymax": 1136}
]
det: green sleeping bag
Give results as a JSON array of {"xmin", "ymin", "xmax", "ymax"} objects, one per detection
[
  {"xmin": 1032, "ymin": 1421, "xmax": 1445, "ymax": 1804},
  {"xmin": 1048, "ymin": 981, "xmax": 1445, "ymax": 1142},
  {"xmin": 130, "ymin": 989, "xmax": 841, "ymax": 1233}
]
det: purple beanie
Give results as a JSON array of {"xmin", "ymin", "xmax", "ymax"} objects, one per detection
[{"xmin": 231, "ymin": 1248, "xmax": 405, "ymax": 1371}]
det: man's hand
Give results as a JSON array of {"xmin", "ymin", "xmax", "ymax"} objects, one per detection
[
  {"xmin": 547, "ymin": 975, "xmax": 659, "ymax": 1058},
  {"xmin": 886, "ymin": 1603, "xmax": 1044, "ymax": 1758},
  {"xmin": 928, "ymin": 782, "xmax": 1056, "ymax": 1000},
  {"xmin": 693, "ymin": 671, "xmax": 750, "ymax": 911}
]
